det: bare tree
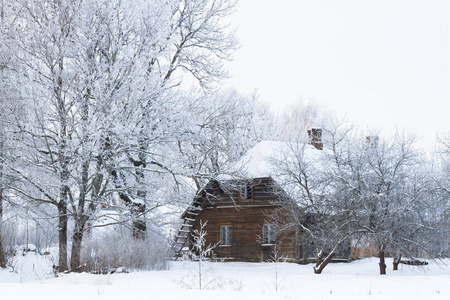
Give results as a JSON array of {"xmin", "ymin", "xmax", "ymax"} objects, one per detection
[
  {"xmin": 270, "ymin": 122, "xmax": 429, "ymax": 275},
  {"xmin": 357, "ymin": 133, "xmax": 426, "ymax": 274},
  {"xmin": 269, "ymin": 125, "xmax": 361, "ymax": 274},
  {"xmin": 428, "ymin": 134, "xmax": 450, "ymax": 258}
]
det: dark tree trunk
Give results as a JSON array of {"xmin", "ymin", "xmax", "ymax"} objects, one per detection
[
  {"xmin": 379, "ymin": 245, "xmax": 387, "ymax": 275},
  {"xmin": 132, "ymin": 203, "xmax": 146, "ymax": 239},
  {"xmin": 55, "ymin": 56, "xmax": 69, "ymax": 273},
  {"xmin": 106, "ymin": 135, "xmax": 147, "ymax": 240},
  {"xmin": 57, "ymin": 202, "xmax": 68, "ymax": 272},
  {"xmin": 70, "ymin": 229, "xmax": 84, "ymax": 272},
  {"xmin": 0, "ymin": 235, "xmax": 5, "ymax": 269},
  {"xmin": 112, "ymin": 177, "xmax": 147, "ymax": 240},
  {"xmin": 70, "ymin": 122, "xmax": 90, "ymax": 272},
  {"xmin": 112, "ymin": 171, "xmax": 147, "ymax": 240},
  {"xmin": 314, "ymin": 252, "xmax": 335, "ymax": 274},
  {"xmin": 315, "ymin": 251, "xmax": 323, "ymax": 269},
  {"xmin": 0, "ymin": 186, "xmax": 6, "ymax": 268},
  {"xmin": 393, "ymin": 254, "xmax": 401, "ymax": 271},
  {"xmin": 0, "ymin": 3, "xmax": 7, "ymax": 270},
  {"xmin": 131, "ymin": 139, "xmax": 147, "ymax": 240},
  {"xmin": 70, "ymin": 210, "xmax": 95, "ymax": 272}
]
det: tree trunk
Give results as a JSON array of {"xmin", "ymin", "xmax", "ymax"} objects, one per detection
[
  {"xmin": 314, "ymin": 252, "xmax": 335, "ymax": 274},
  {"xmin": 0, "ymin": 234, "xmax": 5, "ymax": 268},
  {"xmin": 379, "ymin": 245, "xmax": 387, "ymax": 275},
  {"xmin": 112, "ymin": 176, "xmax": 147, "ymax": 240},
  {"xmin": 55, "ymin": 52, "xmax": 69, "ymax": 273},
  {"xmin": 131, "ymin": 138, "xmax": 147, "ymax": 240},
  {"xmin": 0, "ymin": 121, "xmax": 6, "ymax": 268},
  {"xmin": 70, "ymin": 118, "xmax": 90, "ymax": 272},
  {"xmin": 0, "ymin": 0, "xmax": 6, "ymax": 269},
  {"xmin": 57, "ymin": 202, "xmax": 68, "ymax": 272},
  {"xmin": 393, "ymin": 254, "xmax": 401, "ymax": 271},
  {"xmin": 132, "ymin": 203, "xmax": 146, "ymax": 239},
  {"xmin": 70, "ymin": 228, "xmax": 84, "ymax": 272},
  {"xmin": 315, "ymin": 251, "xmax": 323, "ymax": 269},
  {"xmin": 0, "ymin": 186, "xmax": 6, "ymax": 268},
  {"xmin": 105, "ymin": 134, "xmax": 147, "ymax": 240}
]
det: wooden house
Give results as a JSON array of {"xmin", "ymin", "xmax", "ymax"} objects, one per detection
[{"xmin": 174, "ymin": 177, "xmax": 300, "ymax": 262}]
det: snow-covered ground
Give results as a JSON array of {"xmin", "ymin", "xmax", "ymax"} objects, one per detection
[{"xmin": 1, "ymin": 254, "xmax": 449, "ymax": 299}]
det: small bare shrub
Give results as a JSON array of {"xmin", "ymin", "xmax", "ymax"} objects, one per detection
[
  {"xmin": 263, "ymin": 247, "xmax": 287, "ymax": 292},
  {"xmin": 175, "ymin": 221, "xmax": 241, "ymax": 291}
]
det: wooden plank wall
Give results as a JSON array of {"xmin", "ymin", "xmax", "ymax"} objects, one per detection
[{"xmin": 190, "ymin": 177, "xmax": 300, "ymax": 262}]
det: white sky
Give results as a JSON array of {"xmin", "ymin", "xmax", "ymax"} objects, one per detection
[{"xmin": 224, "ymin": 0, "xmax": 450, "ymax": 149}]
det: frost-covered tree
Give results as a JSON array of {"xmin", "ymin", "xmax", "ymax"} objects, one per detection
[
  {"xmin": 178, "ymin": 89, "xmax": 275, "ymax": 191},
  {"xmin": 6, "ymin": 0, "xmax": 90, "ymax": 272},
  {"xmin": 320, "ymin": 129, "xmax": 429, "ymax": 275},
  {"xmin": 163, "ymin": 0, "xmax": 238, "ymax": 91},
  {"xmin": 429, "ymin": 135, "xmax": 450, "ymax": 257},
  {"xmin": 275, "ymin": 101, "xmax": 321, "ymax": 142},
  {"xmin": 0, "ymin": 0, "xmax": 24, "ymax": 269},
  {"xmin": 269, "ymin": 124, "xmax": 362, "ymax": 274},
  {"xmin": 6, "ymin": 0, "xmax": 238, "ymax": 272},
  {"xmin": 352, "ymin": 132, "xmax": 426, "ymax": 274},
  {"xmin": 271, "ymin": 122, "xmax": 429, "ymax": 275}
]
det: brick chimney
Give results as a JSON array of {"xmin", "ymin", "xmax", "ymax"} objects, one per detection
[{"xmin": 307, "ymin": 128, "xmax": 323, "ymax": 150}]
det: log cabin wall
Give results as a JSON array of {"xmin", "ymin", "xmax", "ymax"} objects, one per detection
[{"xmin": 189, "ymin": 177, "xmax": 300, "ymax": 262}]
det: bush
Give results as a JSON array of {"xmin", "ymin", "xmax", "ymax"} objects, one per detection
[{"xmin": 81, "ymin": 230, "xmax": 171, "ymax": 272}]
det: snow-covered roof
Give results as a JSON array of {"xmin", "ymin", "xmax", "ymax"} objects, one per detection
[{"xmin": 236, "ymin": 141, "xmax": 284, "ymax": 178}]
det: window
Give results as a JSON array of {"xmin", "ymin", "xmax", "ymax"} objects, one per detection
[
  {"xmin": 263, "ymin": 224, "xmax": 275, "ymax": 244},
  {"xmin": 239, "ymin": 181, "xmax": 253, "ymax": 200},
  {"xmin": 220, "ymin": 225, "xmax": 232, "ymax": 246}
]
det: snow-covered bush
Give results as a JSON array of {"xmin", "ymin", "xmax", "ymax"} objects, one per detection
[{"xmin": 81, "ymin": 230, "xmax": 171, "ymax": 272}]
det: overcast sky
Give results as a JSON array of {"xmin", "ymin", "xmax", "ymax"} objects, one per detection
[{"xmin": 224, "ymin": 0, "xmax": 450, "ymax": 149}]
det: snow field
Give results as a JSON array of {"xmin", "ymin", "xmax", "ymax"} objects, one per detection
[{"xmin": 1, "ymin": 256, "xmax": 449, "ymax": 299}]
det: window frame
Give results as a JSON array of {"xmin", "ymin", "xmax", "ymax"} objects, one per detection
[
  {"xmin": 262, "ymin": 224, "xmax": 276, "ymax": 245},
  {"xmin": 238, "ymin": 180, "xmax": 253, "ymax": 201},
  {"xmin": 219, "ymin": 224, "xmax": 232, "ymax": 246}
]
